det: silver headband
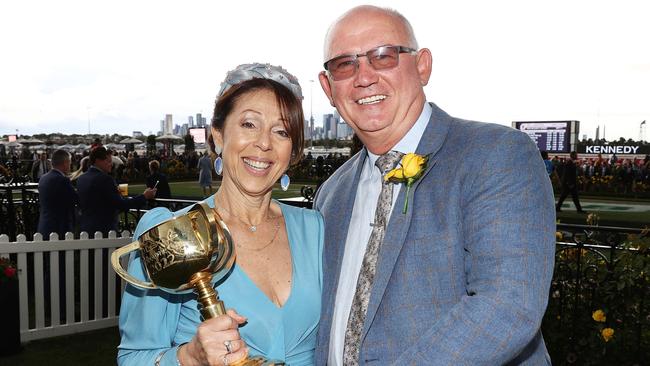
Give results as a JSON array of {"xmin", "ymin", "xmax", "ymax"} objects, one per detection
[{"xmin": 218, "ymin": 63, "xmax": 303, "ymax": 100}]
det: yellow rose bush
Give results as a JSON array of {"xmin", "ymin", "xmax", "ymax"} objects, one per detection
[
  {"xmin": 601, "ymin": 328, "xmax": 614, "ymax": 342},
  {"xmin": 592, "ymin": 309, "xmax": 606, "ymax": 323},
  {"xmin": 543, "ymin": 213, "xmax": 650, "ymax": 364}
]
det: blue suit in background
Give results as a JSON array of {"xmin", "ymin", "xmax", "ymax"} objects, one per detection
[
  {"xmin": 314, "ymin": 103, "xmax": 556, "ymax": 365},
  {"xmin": 37, "ymin": 169, "xmax": 78, "ymax": 238},
  {"xmin": 77, "ymin": 166, "xmax": 147, "ymax": 235}
]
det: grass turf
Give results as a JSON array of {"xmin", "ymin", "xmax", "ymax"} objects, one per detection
[{"xmin": 0, "ymin": 327, "xmax": 120, "ymax": 366}]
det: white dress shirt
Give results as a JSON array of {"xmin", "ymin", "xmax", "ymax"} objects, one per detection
[{"xmin": 328, "ymin": 103, "xmax": 432, "ymax": 365}]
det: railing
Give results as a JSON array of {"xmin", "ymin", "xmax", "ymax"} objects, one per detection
[
  {"xmin": 0, "ymin": 231, "xmax": 131, "ymax": 342},
  {"xmin": 117, "ymin": 197, "xmax": 312, "ymax": 233},
  {"xmin": 2, "ymin": 210, "xmax": 648, "ymax": 364},
  {"xmin": 0, "ymin": 181, "xmax": 40, "ymax": 241},
  {"xmin": 0, "ymin": 191, "xmax": 313, "ymax": 241},
  {"xmin": 543, "ymin": 223, "xmax": 649, "ymax": 364}
]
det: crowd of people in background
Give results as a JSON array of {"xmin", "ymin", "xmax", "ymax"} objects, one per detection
[
  {"xmin": 0, "ymin": 144, "xmax": 352, "ymax": 191},
  {"xmin": 2, "ymin": 141, "xmax": 649, "ymax": 194},
  {"xmin": 0, "ymin": 141, "xmax": 354, "ymax": 239},
  {"xmin": 545, "ymin": 152, "xmax": 650, "ymax": 195}
]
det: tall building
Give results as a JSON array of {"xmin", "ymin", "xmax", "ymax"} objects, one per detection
[
  {"xmin": 303, "ymin": 119, "xmax": 312, "ymax": 140},
  {"xmin": 309, "ymin": 116, "xmax": 314, "ymax": 141},
  {"xmin": 313, "ymin": 126, "xmax": 324, "ymax": 140},
  {"xmin": 188, "ymin": 116, "xmax": 194, "ymax": 127},
  {"xmin": 323, "ymin": 113, "xmax": 339, "ymax": 139},
  {"xmin": 196, "ymin": 113, "xmax": 204, "ymax": 128},
  {"xmin": 159, "ymin": 120, "xmax": 165, "ymax": 136},
  {"xmin": 595, "ymin": 125, "xmax": 600, "ymax": 140},
  {"xmin": 337, "ymin": 120, "xmax": 352, "ymax": 139},
  {"xmin": 165, "ymin": 114, "xmax": 173, "ymax": 135}
]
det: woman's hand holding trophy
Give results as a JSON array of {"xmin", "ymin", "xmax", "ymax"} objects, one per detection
[{"xmin": 111, "ymin": 202, "xmax": 283, "ymax": 366}]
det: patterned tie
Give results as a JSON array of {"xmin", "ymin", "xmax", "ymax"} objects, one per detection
[{"xmin": 343, "ymin": 150, "xmax": 404, "ymax": 365}]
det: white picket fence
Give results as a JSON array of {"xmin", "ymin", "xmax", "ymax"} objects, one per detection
[{"xmin": 0, "ymin": 231, "xmax": 132, "ymax": 342}]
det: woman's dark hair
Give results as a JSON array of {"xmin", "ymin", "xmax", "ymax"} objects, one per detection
[{"xmin": 208, "ymin": 78, "xmax": 304, "ymax": 165}]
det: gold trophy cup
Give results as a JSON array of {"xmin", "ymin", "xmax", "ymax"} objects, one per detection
[{"xmin": 111, "ymin": 201, "xmax": 284, "ymax": 366}]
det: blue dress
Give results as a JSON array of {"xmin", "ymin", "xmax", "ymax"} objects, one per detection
[
  {"xmin": 197, "ymin": 155, "xmax": 213, "ymax": 187},
  {"xmin": 117, "ymin": 196, "xmax": 324, "ymax": 366}
]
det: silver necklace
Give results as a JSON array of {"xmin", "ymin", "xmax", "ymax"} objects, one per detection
[
  {"xmin": 218, "ymin": 205, "xmax": 276, "ymax": 233},
  {"xmin": 236, "ymin": 220, "xmax": 282, "ymax": 252}
]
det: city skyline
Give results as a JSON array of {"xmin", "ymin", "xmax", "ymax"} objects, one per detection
[{"xmin": 1, "ymin": 0, "xmax": 648, "ymax": 141}]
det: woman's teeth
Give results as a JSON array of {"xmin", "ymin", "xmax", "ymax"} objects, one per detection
[{"xmin": 244, "ymin": 158, "xmax": 271, "ymax": 170}]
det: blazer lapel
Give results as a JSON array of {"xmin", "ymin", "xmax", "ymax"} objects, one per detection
[
  {"xmin": 320, "ymin": 149, "xmax": 367, "ymax": 349},
  {"xmin": 362, "ymin": 103, "xmax": 453, "ymax": 338}
]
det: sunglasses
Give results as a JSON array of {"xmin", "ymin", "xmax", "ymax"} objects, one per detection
[{"xmin": 323, "ymin": 45, "xmax": 417, "ymax": 81}]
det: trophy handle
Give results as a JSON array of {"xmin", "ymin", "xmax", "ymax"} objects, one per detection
[{"xmin": 111, "ymin": 241, "xmax": 157, "ymax": 289}]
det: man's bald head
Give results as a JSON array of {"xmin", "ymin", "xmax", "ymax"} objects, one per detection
[{"xmin": 323, "ymin": 5, "xmax": 418, "ymax": 61}]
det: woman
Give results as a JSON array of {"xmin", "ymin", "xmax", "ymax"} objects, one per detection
[
  {"xmin": 70, "ymin": 155, "xmax": 90, "ymax": 183},
  {"xmin": 117, "ymin": 63, "xmax": 323, "ymax": 366},
  {"xmin": 197, "ymin": 152, "xmax": 213, "ymax": 196},
  {"xmin": 146, "ymin": 159, "xmax": 171, "ymax": 199}
]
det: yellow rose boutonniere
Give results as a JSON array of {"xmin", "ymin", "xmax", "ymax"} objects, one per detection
[{"xmin": 384, "ymin": 152, "xmax": 429, "ymax": 214}]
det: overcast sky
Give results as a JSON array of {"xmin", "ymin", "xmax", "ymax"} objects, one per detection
[{"xmin": 1, "ymin": 0, "xmax": 648, "ymax": 141}]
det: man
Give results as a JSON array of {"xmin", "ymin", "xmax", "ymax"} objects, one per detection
[
  {"xmin": 31, "ymin": 152, "xmax": 52, "ymax": 182},
  {"xmin": 37, "ymin": 149, "xmax": 78, "ymax": 238},
  {"xmin": 556, "ymin": 151, "xmax": 586, "ymax": 213},
  {"xmin": 77, "ymin": 146, "xmax": 156, "ymax": 235},
  {"xmin": 314, "ymin": 6, "xmax": 556, "ymax": 365}
]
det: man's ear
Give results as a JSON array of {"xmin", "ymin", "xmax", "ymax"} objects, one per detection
[
  {"xmin": 318, "ymin": 71, "xmax": 336, "ymax": 107},
  {"xmin": 416, "ymin": 48, "xmax": 433, "ymax": 86}
]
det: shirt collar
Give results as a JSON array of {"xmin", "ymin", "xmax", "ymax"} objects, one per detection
[{"xmin": 365, "ymin": 102, "xmax": 433, "ymax": 168}]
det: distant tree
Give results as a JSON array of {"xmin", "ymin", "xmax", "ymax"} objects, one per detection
[
  {"xmin": 184, "ymin": 134, "xmax": 195, "ymax": 152},
  {"xmin": 146, "ymin": 135, "xmax": 157, "ymax": 154}
]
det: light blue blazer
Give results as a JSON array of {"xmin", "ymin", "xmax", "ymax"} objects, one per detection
[{"xmin": 314, "ymin": 103, "xmax": 555, "ymax": 365}]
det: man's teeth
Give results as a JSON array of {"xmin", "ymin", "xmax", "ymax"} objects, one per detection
[
  {"xmin": 244, "ymin": 158, "xmax": 271, "ymax": 170},
  {"xmin": 357, "ymin": 95, "xmax": 386, "ymax": 105}
]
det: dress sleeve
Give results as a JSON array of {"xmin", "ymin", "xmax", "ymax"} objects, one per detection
[{"xmin": 117, "ymin": 208, "xmax": 184, "ymax": 366}]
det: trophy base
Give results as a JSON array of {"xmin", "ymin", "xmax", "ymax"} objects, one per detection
[{"xmin": 230, "ymin": 355, "xmax": 285, "ymax": 366}]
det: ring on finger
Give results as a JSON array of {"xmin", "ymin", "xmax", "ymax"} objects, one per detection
[
  {"xmin": 224, "ymin": 340, "xmax": 233, "ymax": 354},
  {"xmin": 222, "ymin": 354, "xmax": 229, "ymax": 366}
]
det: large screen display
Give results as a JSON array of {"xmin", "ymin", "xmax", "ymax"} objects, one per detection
[
  {"xmin": 514, "ymin": 121, "xmax": 574, "ymax": 153},
  {"xmin": 189, "ymin": 127, "xmax": 207, "ymax": 144}
]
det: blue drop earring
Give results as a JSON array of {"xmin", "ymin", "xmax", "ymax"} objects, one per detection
[
  {"xmin": 214, "ymin": 155, "xmax": 223, "ymax": 176},
  {"xmin": 280, "ymin": 173, "xmax": 290, "ymax": 191}
]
